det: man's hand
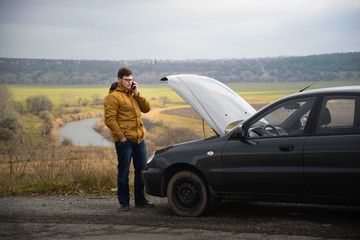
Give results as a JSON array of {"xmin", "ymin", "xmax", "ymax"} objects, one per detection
[
  {"xmin": 132, "ymin": 81, "xmax": 139, "ymax": 96},
  {"xmin": 120, "ymin": 137, "xmax": 127, "ymax": 142}
]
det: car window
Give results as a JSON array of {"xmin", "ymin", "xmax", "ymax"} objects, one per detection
[
  {"xmin": 317, "ymin": 95, "xmax": 360, "ymax": 134},
  {"xmin": 247, "ymin": 97, "xmax": 316, "ymax": 138}
]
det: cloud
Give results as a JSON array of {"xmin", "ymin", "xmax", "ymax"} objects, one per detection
[{"xmin": 0, "ymin": 0, "xmax": 359, "ymax": 60}]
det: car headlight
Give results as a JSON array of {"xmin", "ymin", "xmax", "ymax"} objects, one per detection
[{"xmin": 147, "ymin": 152, "xmax": 155, "ymax": 164}]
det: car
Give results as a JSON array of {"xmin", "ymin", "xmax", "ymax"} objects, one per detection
[{"xmin": 142, "ymin": 74, "xmax": 360, "ymax": 217}]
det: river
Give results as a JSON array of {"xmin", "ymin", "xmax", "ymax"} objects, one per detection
[{"xmin": 57, "ymin": 118, "xmax": 113, "ymax": 147}]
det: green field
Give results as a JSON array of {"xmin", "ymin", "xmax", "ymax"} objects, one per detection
[
  {"xmin": 8, "ymin": 81, "xmax": 360, "ymax": 107},
  {"xmin": 7, "ymin": 83, "xmax": 181, "ymax": 107}
]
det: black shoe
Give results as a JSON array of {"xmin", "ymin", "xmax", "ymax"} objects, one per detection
[
  {"xmin": 120, "ymin": 204, "xmax": 130, "ymax": 211},
  {"xmin": 135, "ymin": 200, "xmax": 154, "ymax": 208}
]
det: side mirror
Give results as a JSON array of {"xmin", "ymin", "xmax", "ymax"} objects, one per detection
[
  {"xmin": 236, "ymin": 125, "xmax": 258, "ymax": 145},
  {"xmin": 235, "ymin": 125, "xmax": 245, "ymax": 138}
]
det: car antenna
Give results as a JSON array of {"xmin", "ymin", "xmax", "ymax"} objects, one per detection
[{"xmin": 299, "ymin": 66, "xmax": 343, "ymax": 92}]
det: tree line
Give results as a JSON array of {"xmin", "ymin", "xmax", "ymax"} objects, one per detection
[{"xmin": 0, "ymin": 52, "xmax": 359, "ymax": 85}]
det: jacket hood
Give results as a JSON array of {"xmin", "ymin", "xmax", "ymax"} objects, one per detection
[
  {"xmin": 161, "ymin": 74, "xmax": 256, "ymax": 136},
  {"xmin": 109, "ymin": 82, "xmax": 118, "ymax": 92}
]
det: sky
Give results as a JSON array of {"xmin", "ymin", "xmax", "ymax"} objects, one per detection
[{"xmin": 0, "ymin": 0, "xmax": 359, "ymax": 60}]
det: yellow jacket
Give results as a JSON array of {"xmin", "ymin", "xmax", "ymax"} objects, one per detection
[{"xmin": 104, "ymin": 83, "xmax": 151, "ymax": 143}]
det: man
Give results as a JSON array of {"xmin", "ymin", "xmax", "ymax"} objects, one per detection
[{"xmin": 104, "ymin": 67, "xmax": 153, "ymax": 211}]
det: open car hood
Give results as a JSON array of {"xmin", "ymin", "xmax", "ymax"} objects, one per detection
[{"xmin": 161, "ymin": 74, "xmax": 256, "ymax": 136}]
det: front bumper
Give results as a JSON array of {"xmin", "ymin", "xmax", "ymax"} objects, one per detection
[{"xmin": 142, "ymin": 167, "xmax": 164, "ymax": 197}]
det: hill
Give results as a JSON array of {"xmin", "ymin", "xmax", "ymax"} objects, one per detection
[{"xmin": 0, "ymin": 52, "xmax": 359, "ymax": 85}]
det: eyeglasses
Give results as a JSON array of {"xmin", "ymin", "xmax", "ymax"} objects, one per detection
[{"xmin": 122, "ymin": 78, "xmax": 133, "ymax": 82}]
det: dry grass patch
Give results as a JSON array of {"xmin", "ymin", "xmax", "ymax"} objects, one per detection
[{"xmin": 0, "ymin": 143, "xmax": 137, "ymax": 196}]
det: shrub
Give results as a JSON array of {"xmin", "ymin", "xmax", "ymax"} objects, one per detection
[
  {"xmin": 72, "ymin": 108, "xmax": 82, "ymax": 114},
  {"xmin": 61, "ymin": 138, "xmax": 74, "ymax": 146},
  {"xmin": 39, "ymin": 111, "xmax": 54, "ymax": 122},
  {"xmin": 26, "ymin": 95, "xmax": 53, "ymax": 115}
]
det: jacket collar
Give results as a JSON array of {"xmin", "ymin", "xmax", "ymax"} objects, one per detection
[
  {"xmin": 116, "ymin": 83, "xmax": 133, "ymax": 94},
  {"xmin": 108, "ymin": 82, "xmax": 133, "ymax": 94}
]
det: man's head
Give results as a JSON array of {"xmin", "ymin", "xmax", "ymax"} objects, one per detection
[
  {"xmin": 117, "ymin": 67, "xmax": 133, "ymax": 89},
  {"xmin": 117, "ymin": 67, "xmax": 132, "ymax": 79}
]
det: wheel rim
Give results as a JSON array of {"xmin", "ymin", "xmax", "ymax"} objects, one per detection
[{"xmin": 175, "ymin": 179, "xmax": 199, "ymax": 208}]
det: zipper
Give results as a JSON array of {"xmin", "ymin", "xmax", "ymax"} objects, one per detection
[{"xmin": 128, "ymin": 92, "xmax": 140, "ymax": 141}]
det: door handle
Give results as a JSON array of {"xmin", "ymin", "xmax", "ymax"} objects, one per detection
[{"xmin": 279, "ymin": 144, "xmax": 294, "ymax": 152}]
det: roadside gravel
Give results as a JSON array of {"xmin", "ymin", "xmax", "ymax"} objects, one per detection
[{"xmin": 1, "ymin": 195, "xmax": 359, "ymax": 239}]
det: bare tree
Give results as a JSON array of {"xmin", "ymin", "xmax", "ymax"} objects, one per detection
[
  {"xmin": 91, "ymin": 94, "xmax": 103, "ymax": 105},
  {"xmin": 60, "ymin": 91, "xmax": 74, "ymax": 107},
  {"xmin": 159, "ymin": 96, "xmax": 171, "ymax": 107},
  {"xmin": 0, "ymin": 84, "xmax": 19, "ymax": 141}
]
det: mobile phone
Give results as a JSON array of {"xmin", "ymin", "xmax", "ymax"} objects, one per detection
[{"xmin": 131, "ymin": 82, "xmax": 135, "ymax": 89}]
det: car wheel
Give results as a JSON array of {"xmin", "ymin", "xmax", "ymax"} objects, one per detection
[{"xmin": 167, "ymin": 170, "xmax": 208, "ymax": 217}]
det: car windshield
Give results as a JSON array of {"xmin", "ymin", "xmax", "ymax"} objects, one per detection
[{"xmin": 248, "ymin": 97, "xmax": 316, "ymax": 137}]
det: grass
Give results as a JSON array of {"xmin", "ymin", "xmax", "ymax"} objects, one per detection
[
  {"xmin": 0, "ymin": 145, "xmax": 120, "ymax": 196},
  {"xmin": 227, "ymin": 80, "xmax": 360, "ymax": 92},
  {"xmin": 8, "ymin": 81, "xmax": 359, "ymax": 107}
]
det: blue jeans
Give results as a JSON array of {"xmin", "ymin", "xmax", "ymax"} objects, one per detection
[{"xmin": 115, "ymin": 139, "xmax": 147, "ymax": 205}]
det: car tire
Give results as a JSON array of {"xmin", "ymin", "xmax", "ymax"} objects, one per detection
[{"xmin": 167, "ymin": 170, "xmax": 208, "ymax": 217}]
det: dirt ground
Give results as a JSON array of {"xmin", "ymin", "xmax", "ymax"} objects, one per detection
[{"xmin": 1, "ymin": 195, "xmax": 359, "ymax": 240}]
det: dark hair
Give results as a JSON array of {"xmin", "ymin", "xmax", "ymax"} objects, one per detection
[{"xmin": 117, "ymin": 67, "xmax": 133, "ymax": 79}]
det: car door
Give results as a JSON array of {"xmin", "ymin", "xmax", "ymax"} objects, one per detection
[
  {"xmin": 221, "ymin": 97, "xmax": 316, "ymax": 195},
  {"xmin": 304, "ymin": 95, "xmax": 360, "ymax": 198}
]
